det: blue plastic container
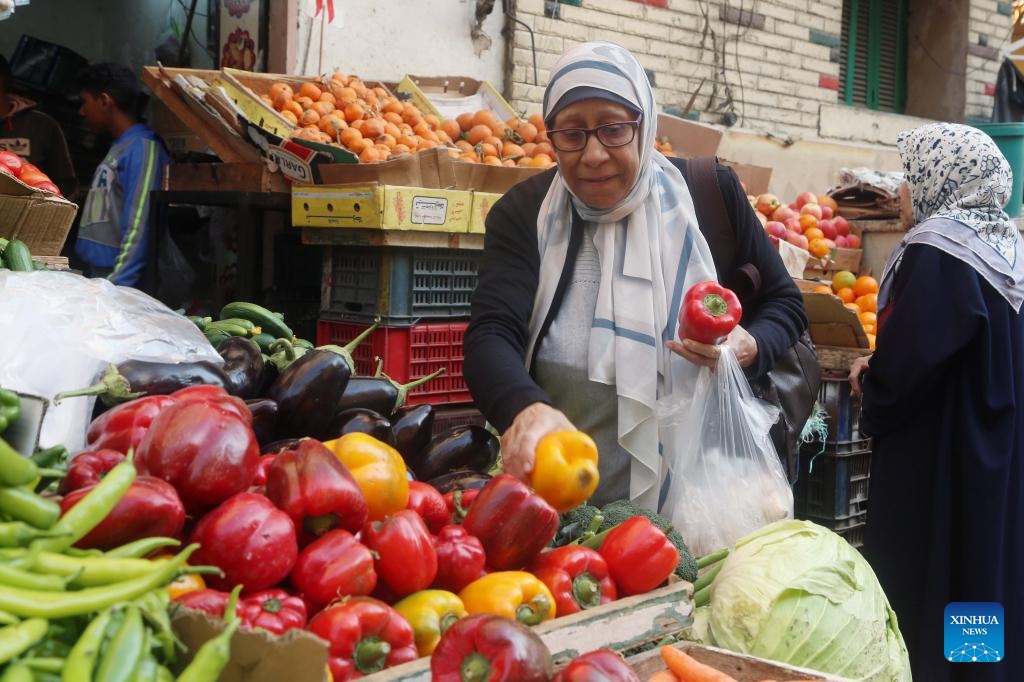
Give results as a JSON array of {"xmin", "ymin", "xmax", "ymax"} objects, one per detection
[{"xmin": 974, "ymin": 122, "xmax": 1024, "ymax": 217}]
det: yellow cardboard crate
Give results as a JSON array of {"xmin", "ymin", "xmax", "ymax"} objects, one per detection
[
  {"xmin": 394, "ymin": 75, "xmax": 518, "ymax": 123},
  {"xmin": 292, "ymin": 183, "xmax": 472, "ymax": 232},
  {"xmin": 469, "ymin": 191, "xmax": 502, "ymax": 234}
]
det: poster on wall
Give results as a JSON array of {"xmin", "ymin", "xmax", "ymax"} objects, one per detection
[{"xmin": 216, "ymin": 0, "xmax": 267, "ymax": 71}]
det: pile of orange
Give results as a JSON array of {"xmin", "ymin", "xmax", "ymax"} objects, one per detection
[
  {"xmin": 259, "ymin": 74, "xmax": 556, "ymax": 167},
  {"xmin": 813, "ymin": 271, "xmax": 879, "ymax": 350}
]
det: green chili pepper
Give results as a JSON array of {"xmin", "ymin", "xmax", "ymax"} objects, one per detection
[
  {"xmin": 30, "ymin": 446, "xmax": 67, "ymax": 470},
  {"xmin": 22, "ymin": 657, "xmax": 66, "ymax": 673},
  {"xmin": 61, "ymin": 607, "xmax": 114, "ymax": 682},
  {"xmin": 174, "ymin": 619, "xmax": 239, "ymax": 682},
  {"xmin": 6, "ymin": 550, "xmax": 170, "ymax": 588},
  {"xmin": 0, "ymin": 440, "xmax": 37, "ymax": 490},
  {"xmin": 0, "ymin": 544, "xmax": 196, "ymax": 619},
  {"xmin": 0, "ymin": 487, "xmax": 60, "ymax": 530},
  {"xmin": 0, "ymin": 522, "xmax": 68, "ymax": 548},
  {"xmin": 0, "ymin": 617, "xmax": 48, "ymax": 665},
  {"xmin": 31, "ymin": 459, "xmax": 136, "ymax": 553},
  {"xmin": 0, "ymin": 610, "xmax": 17, "ymax": 625},
  {"xmin": 61, "ymin": 546, "xmax": 104, "ymax": 558},
  {"xmin": 0, "ymin": 663, "xmax": 33, "ymax": 682},
  {"xmin": 94, "ymin": 604, "xmax": 145, "ymax": 682},
  {"xmin": 0, "ymin": 562, "xmax": 71, "ymax": 591},
  {"xmin": 136, "ymin": 590, "xmax": 180, "ymax": 664},
  {"xmin": 0, "ymin": 390, "xmax": 19, "ymax": 435},
  {"xmin": 104, "ymin": 536, "xmax": 180, "ymax": 559}
]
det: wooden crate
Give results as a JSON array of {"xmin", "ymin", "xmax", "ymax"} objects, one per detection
[
  {"xmin": 816, "ymin": 344, "xmax": 872, "ymax": 372},
  {"xmin": 629, "ymin": 641, "xmax": 856, "ymax": 681},
  {"xmin": 362, "ymin": 580, "xmax": 694, "ymax": 680}
]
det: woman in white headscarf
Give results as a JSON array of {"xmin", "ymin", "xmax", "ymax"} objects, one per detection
[
  {"xmin": 463, "ymin": 41, "xmax": 806, "ymax": 510},
  {"xmin": 850, "ymin": 123, "xmax": 1024, "ymax": 682}
]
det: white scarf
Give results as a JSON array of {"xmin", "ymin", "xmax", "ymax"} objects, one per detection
[
  {"xmin": 526, "ymin": 42, "xmax": 718, "ymax": 508},
  {"xmin": 881, "ymin": 123, "xmax": 1024, "ymax": 312}
]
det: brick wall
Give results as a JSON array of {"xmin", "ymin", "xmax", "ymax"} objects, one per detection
[{"xmin": 965, "ymin": 1, "xmax": 1013, "ymax": 121}]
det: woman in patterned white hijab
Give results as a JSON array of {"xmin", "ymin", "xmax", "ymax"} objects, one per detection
[{"xmin": 850, "ymin": 122, "xmax": 1024, "ymax": 682}]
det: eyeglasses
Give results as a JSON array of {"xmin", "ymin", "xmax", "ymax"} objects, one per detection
[{"xmin": 546, "ymin": 116, "xmax": 642, "ymax": 152}]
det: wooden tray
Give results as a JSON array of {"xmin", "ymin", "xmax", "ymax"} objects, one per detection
[
  {"xmin": 815, "ymin": 345, "xmax": 872, "ymax": 372},
  {"xmin": 629, "ymin": 641, "xmax": 855, "ymax": 681}
]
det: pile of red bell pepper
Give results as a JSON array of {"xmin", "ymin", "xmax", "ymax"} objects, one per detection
[{"xmin": 53, "ymin": 385, "xmax": 680, "ymax": 681}]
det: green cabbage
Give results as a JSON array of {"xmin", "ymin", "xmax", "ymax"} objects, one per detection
[{"xmin": 704, "ymin": 519, "xmax": 911, "ymax": 682}]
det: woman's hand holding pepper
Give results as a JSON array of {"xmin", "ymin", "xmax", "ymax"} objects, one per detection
[
  {"xmin": 668, "ymin": 324, "xmax": 758, "ymax": 369},
  {"xmin": 501, "ymin": 403, "xmax": 576, "ymax": 482}
]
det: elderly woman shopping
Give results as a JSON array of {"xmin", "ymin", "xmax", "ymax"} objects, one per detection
[{"xmin": 463, "ymin": 41, "xmax": 807, "ymax": 510}]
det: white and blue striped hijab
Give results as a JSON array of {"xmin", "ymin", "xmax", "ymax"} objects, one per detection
[{"xmin": 525, "ymin": 41, "xmax": 718, "ymax": 510}]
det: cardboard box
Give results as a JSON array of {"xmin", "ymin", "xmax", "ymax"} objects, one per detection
[
  {"xmin": 469, "ymin": 191, "xmax": 503, "ymax": 234},
  {"xmin": 0, "ymin": 173, "xmax": 78, "ymax": 256},
  {"xmin": 804, "ymin": 246, "xmax": 863, "ymax": 277},
  {"xmin": 150, "ymin": 100, "xmax": 213, "ymax": 157},
  {"xmin": 629, "ymin": 642, "xmax": 854, "ymax": 681},
  {"xmin": 655, "ymin": 114, "xmax": 773, "ymax": 194},
  {"xmin": 292, "ymin": 183, "xmax": 472, "ymax": 232},
  {"xmin": 802, "ymin": 290, "xmax": 870, "ymax": 349},
  {"xmin": 393, "ymin": 75, "xmax": 518, "ymax": 123},
  {"xmin": 318, "ymin": 147, "xmax": 445, "ymax": 188},
  {"xmin": 439, "ymin": 153, "xmax": 546, "ymax": 193}
]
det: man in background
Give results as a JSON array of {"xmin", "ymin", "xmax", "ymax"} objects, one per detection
[
  {"xmin": 75, "ymin": 63, "xmax": 168, "ymax": 287},
  {"xmin": 0, "ymin": 55, "xmax": 76, "ymax": 197}
]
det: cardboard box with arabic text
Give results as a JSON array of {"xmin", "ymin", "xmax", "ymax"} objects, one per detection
[{"xmin": 292, "ymin": 183, "xmax": 472, "ymax": 232}]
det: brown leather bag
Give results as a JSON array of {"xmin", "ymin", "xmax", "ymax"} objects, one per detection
[{"xmin": 684, "ymin": 157, "xmax": 821, "ymax": 482}]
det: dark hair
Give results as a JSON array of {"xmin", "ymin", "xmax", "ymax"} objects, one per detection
[
  {"xmin": 77, "ymin": 62, "xmax": 139, "ymax": 112},
  {"xmin": 0, "ymin": 55, "xmax": 10, "ymax": 92}
]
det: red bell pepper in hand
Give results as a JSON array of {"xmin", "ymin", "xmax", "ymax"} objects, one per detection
[
  {"xmin": 529, "ymin": 546, "xmax": 616, "ymax": 617},
  {"xmin": 136, "ymin": 400, "xmax": 260, "ymax": 514},
  {"xmin": 238, "ymin": 589, "xmax": 307, "ymax": 635},
  {"xmin": 59, "ymin": 475, "xmax": 185, "ymax": 551},
  {"xmin": 266, "ymin": 438, "xmax": 368, "ymax": 538},
  {"xmin": 307, "ymin": 596, "xmax": 418, "ymax": 680},
  {"xmin": 596, "ymin": 516, "xmax": 678, "ymax": 596},
  {"xmin": 678, "ymin": 280, "xmax": 742, "ymax": 345},
  {"xmin": 551, "ymin": 649, "xmax": 640, "ymax": 682},
  {"xmin": 85, "ymin": 394, "xmax": 177, "ymax": 455},
  {"xmin": 189, "ymin": 492, "xmax": 298, "ymax": 592},
  {"xmin": 430, "ymin": 613, "xmax": 553, "ymax": 682},
  {"xmin": 432, "ymin": 525, "xmax": 487, "ymax": 593},
  {"xmin": 443, "ymin": 488, "xmax": 480, "ymax": 523},
  {"xmin": 462, "ymin": 474, "xmax": 558, "ymax": 570},
  {"xmin": 362, "ymin": 510, "xmax": 437, "ymax": 598},
  {"xmin": 57, "ymin": 449, "xmax": 126, "ymax": 494},
  {"xmin": 290, "ymin": 529, "xmax": 377, "ymax": 610},
  {"xmin": 406, "ymin": 481, "xmax": 449, "ymax": 534}
]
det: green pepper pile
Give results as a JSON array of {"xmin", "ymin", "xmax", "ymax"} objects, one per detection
[{"xmin": 0, "ymin": 389, "xmax": 237, "ymax": 681}]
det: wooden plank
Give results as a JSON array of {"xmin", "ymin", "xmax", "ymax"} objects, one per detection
[
  {"xmin": 164, "ymin": 163, "xmax": 288, "ymax": 194},
  {"xmin": 630, "ymin": 642, "xmax": 855, "ymax": 681},
  {"xmin": 301, "ymin": 227, "xmax": 484, "ymax": 250}
]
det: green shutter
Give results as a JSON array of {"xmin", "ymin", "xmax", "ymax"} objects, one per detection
[{"xmin": 839, "ymin": 0, "xmax": 907, "ymax": 113}]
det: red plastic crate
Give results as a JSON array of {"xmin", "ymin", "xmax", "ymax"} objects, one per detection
[{"xmin": 317, "ymin": 318, "xmax": 471, "ymax": 406}]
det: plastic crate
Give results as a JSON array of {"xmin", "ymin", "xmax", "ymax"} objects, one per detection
[
  {"xmin": 10, "ymin": 36, "xmax": 89, "ymax": 96},
  {"xmin": 795, "ymin": 443, "xmax": 871, "ymax": 520},
  {"xmin": 817, "ymin": 371, "xmax": 865, "ymax": 444},
  {"xmin": 807, "ymin": 511, "xmax": 868, "ymax": 548},
  {"xmin": 323, "ymin": 247, "xmax": 480, "ymax": 322},
  {"xmin": 317, "ymin": 318, "xmax": 471, "ymax": 406},
  {"xmin": 432, "ymin": 405, "xmax": 486, "ymax": 435}
]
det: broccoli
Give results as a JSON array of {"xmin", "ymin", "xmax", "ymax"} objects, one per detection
[
  {"xmin": 552, "ymin": 503, "xmax": 602, "ymax": 547},
  {"xmin": 598, "ymin": 499, "xmax": 698, "ymax": 583}
]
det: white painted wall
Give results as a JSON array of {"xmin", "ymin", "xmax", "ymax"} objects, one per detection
[{"xmin": 292, "ymin": 0, "xmax": 505, "ymax": 83}]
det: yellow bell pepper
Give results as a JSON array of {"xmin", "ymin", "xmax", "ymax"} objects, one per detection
[
  {"xmin": 531, "ymin": 431, "xmax": 600, "ymax": 513},
  {"xmin": 458, "ymin": 571, "xmax": 556, "ymax": 625},
  {"xmin": 321, "ymin": 432, "xmax": 409, "ymax": 521},
  {"xmin": 393, "ymin": 589, "xmax": 468, "ymax": 656}
]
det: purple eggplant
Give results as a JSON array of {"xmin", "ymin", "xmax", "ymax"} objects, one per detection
[
  {"xmin": 427, "ymin": 470, "xmax": 492, "ymax": 494},
  {"xmin": 55, "ymin": 360, "xmax": 231, "ymax": 407},
  {"xmin": 391, "ymin": 404, "xmax": 435, "ymax": 463},
  {"xmin": 245, "ymin": 398, "xmax": 278, "ymax": 446},
  {"xmin": 268, "ymin": 350, "xmax": 352, "ymax": 440},
  {"xmin": 218, "ymin": 337, "xmax": 264, "ymax": 399},
  {"xmin": 260, "ymin": 438, "xmax": 302, "ymax": 455},
  {"xmin": 329, "ymin": 408, "xmax": 396, "ymax": 446}
]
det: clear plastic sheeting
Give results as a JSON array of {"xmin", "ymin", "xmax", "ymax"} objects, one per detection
[
  {"xmin": 0, "ymin": 271, "xmax": 221, "ymax": 450},
  {"xmin": 658, "ymin": 347, "xmax": 793, "ymax": 557}
]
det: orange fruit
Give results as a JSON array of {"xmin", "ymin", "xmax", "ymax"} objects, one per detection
[
  {"xmin": 862, "ymin": 323, "xmax": 876, "ymax": 335},
  {"xmin": 319, "ymin": 92, "xmax": 337, "ymax": 106},
  {"xmin": 534, "ymin": 141, "xmax": 554, "ymax": 158},
  {"xmin": 456, "ymin": 112, "xmax": 476, "ymax": 132},
  {"xmin": 813, "ymin": 284, "xmax": 833, "ymax": 294},
  {"xmin": 529, "ymin": 155, "xmax": 554, "ymax": 168},
  {"xmin": 836, "ymin": 287, "xmax": 856, "ymax": 303},
  {"xmin": 339, "ymin": 127, "xmax": 363, "ymax": 148},
  {"xmin": 808, "ymin": 238, "xmax": 831, "ymax": 259},
  {"xmin": 376, "ymin": 133, "xmax": 397, "ymax": 149},
  {"xmin": 424, "ymin": 114, "xmax": 441, "ymax": 129},
  {"xmin": 343, "ymin": 103, "xmax": 366, "ymax": 123},
  {"xmin": 454, "ymin": 140, "xmax": 474, "ymax": 153},
  {"xmin": 361, "ymin": 118, "xmax": 385, "ymax": 139},
  {"xmin": 298, "ymin": 82, "xmax": 323, "ymax": 101},
  {"xmin": 831, "ymin": 270, "xmax": 857, "ymax": 292},
  {"xmin": 478, "ymin": 142, "xmax": 498, "ymax": 159},
  {"xmin": 521, "ymin": 142, "xmax": 538, "ymax": 157},
  {"xmin": 318, "ymin": 114, "xmax": 346, "ymax": 136},
  {"xmin": 269, "ymin": 83, "xmax": 293, "ymax": 100},
  {"xmin": 853, "ymin": 276, "xmax": 879, "ymax": 297},
  {"xmin": 798, "ymin": 213, "xmax": 819, "ymax": 232},
  {"xmin": 280, "ymin": 109, "xmax": 298, "ymax": 125},
  {"xmin": 818, "ymin": 195, "xmax": 839, "ymax": 213},
  {"xmin": 300, "ymin": 109, "xmax": 321, "ymax": 126},
  {"xmin": 803, "ymin": 227, "xmax": 824, "ymax": 242},
  {"xmin": 855, "ymin": 293, "xmax": 878, "ymax": 313},
  {"xmin": 283, "ymin": 101, "xmax": 304, "ymax": 118},
  {"xmin": 482, "ymin": 155, "xmax": 502, "ymax": 165},
  {"xmin": 844, "ymin": 302, "xmax": 862, "ymax": 314},
  {"xmin": 441, "ymin": 119, "xmax": 462, "ymax": 141},
  {"xmin": 459, "ymin": 152, "xmax": 479, "ymax": 163},
  {"xmin": 502, "ymin": 141, "xmax": 526, "ymax": 159},
  {"xmin": 468, "ymin": 125, "xmax": 492, "ymax": 145},
  {"xmin": 528, "ymin": 112, "xmax": 545, "ymax": 130},
  {"xmin": 867, "ymin": 333, "xmax": 876, "ymax": 350},
  {"xmin": 312, "ymin": 101, "xmax": 336, "ymax": 117},
  {"xmin": 859, "ymin": 311, "xmax": 877, "ymax": 326},
  {"xmin": 336, "ymin": 87, "xmax": 360, "ymax": 105},
  {"xmin": 515, "ymin": 122, "xmax": 539, "ymax": 143},
  {"xmin": 359, "ymin": 146, "xmax": 382, "ymax": 163},
  {"xmin": 393, "ymin": 144, "xmax": 412, "ymax": 155},
  {"xmin": 472, "ymin": 109, "xmax": 498, "ymax": 130},
  {"xmin": 295, "ymin": 96, "xmax": 314, "ymax": 110}
]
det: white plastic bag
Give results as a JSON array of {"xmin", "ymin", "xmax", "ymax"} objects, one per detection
[
  {"xmin": 0, "ymin": 271, "xmax": 221, "ymax": 450},
  {"xmin": 658, "ymin": 347, "xmax": 793, "ymax": 556}
]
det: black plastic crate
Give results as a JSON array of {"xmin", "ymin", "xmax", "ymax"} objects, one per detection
[
  {"xmin": 10, "ymin": 36, "xmax": 89, "ymax": 96},
  {"xmin": 323, "ymin": 246, "xmax": 479, "ymax": 323},
  {"xmin": 817, "ymin": 371, "xmax": 864, "ymax": 443},
  {"xmin": 795, "ymin": 442, "xmax": 871, "ymax": 520},
  {"xmin": 807, "ymin": 511, "xmax": 868, "ymax": 548}
]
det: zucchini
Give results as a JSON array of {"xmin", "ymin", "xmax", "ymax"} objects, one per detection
[
  {"xmin": 250, "ymin": 333, "xmax": 276, "ymax": 353},
  {"xmin": 204, "ymin": 320, "xmax": 250, "ymax": 337},
  {"xmin": 204, "ymin": 328, "xmax": 232, "ymax": 347},
  {"xmin": 216, "ymin": 317, "xmax": 256, "ymax": 332},
  {"xmin": 293, "ymin": 338, "xmax": 314, "ymax": 350},
  {"xmin": 220, "ymin": 302, "xmax": 292, "ymax": 340},
  {"xmin": 3, "ymin": 240, "xmax": 34, "ymax": 272},
  {"xmin": 32, "ymin": 260, "xmax": 46, "ymax": 271}
]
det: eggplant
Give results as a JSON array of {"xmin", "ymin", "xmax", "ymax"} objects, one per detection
[
  {"xmin": 427, "ymin": 471, "xmax": 492, "ymax": 494},
  {"xmin": 245, "ymin": 398, "xmax": 278, "ymax": 446},
  {"xmin": 391, "ymin": 404, "xmax": 435, "ymax": 462},
  {"xmin": 328, "ymin": 408, "xmax": 395, "ymax": 446},
  {"xmin": 335, "ymin": 363, "xmax": 446, "ymax": 416},
  {"xmin": 218, "ymin": 337, "xmax": 264, "ymax": 399},
  {"xmin": 55, "ymin": 360, "xmax": 231, "ymax": 407},
  {"xmin": 260, "ymin": 438, "xmax": 302, "ymax": 455},
  {"xmin": 411, "ymin": 425, "xmax": 499, "ymax": 481},
  {"xmin": 268, "ymin": 350, "xmax": 352, "ymax": 440}
]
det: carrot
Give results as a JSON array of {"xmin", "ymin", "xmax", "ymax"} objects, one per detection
[
  {"xmin": 660, "ymin": 646, "xmax": 738, "ymax": 682},
  {"xmin": 647, "ymin": 672, "xmax": 680, "ymax": 682}
]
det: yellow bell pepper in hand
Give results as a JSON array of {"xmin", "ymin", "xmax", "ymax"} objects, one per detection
[
  {"xmin": 321, "ymin": 432, "xmax": 409, "ymax": 521},
  {"xmin": 531, "ymin": 431, "xmax": 600, "ymax": 513},
  {"xmin": 393, "ymin": 589, "xmax": 468, "ymax": 656},
  {"xmin": 458, "ymin": 571, "xmax": 556, "ymax": 625}
]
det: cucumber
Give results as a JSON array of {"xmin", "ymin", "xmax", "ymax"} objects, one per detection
[
  {"xmin": 220, "ymin": 302, "xmax": 292, "ymax": 340},
  {"xmin": 293, "ymin": 338, "xmax": 314, "ymax": 350},
  {"xmin": 3, "ymin": 240, "xmax": 34, "ymax": 272},
  {"xmin": 216, "ymin": 317, "xmax": 256, "ymax": 332},
  {"xmin": 250, "ymin": 333, "xmax": 276, "ymax": 353},
  {"xmin": 204, "ymin": 328, "xmax": 232, "ymax": 347},
  {"xmin": 205, "ymin": 321, "xmax": 250, "ymax": 337},
  {"xmin": 32, "ymin": 260, "xmax": 46, "ymax": 271}
]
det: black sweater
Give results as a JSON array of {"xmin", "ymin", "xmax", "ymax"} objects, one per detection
[{"xmin": 464, "ymin": 159, "xmax": 808, "ymax": 433}]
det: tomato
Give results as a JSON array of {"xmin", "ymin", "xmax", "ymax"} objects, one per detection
[
  {"xmin": 18, "ymin": 162, "xmax": 39, "ymax": 175},
  {"xmin": 0, "ymin": 165, "xmax": 12, "ymax": 178},
  {"xmin": 32, "ymin": 181, "xmax": 61, "ymax": 196},
  {"xmin": 0, "ymin": 151, "xmax": 23, "ymax": 176},
  {"xmin": 18, "ymin": 171, "xmax": 51, "ymax": 187}
]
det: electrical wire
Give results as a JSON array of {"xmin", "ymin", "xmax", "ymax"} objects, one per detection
[{"xmin": 174, "ymin": 0, "xmax": 218, "ymax": 63}]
